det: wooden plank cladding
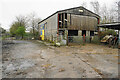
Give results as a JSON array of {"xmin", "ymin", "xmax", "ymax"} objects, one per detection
[{"xmin": 59, "ymin": 13, "xmax": 97, "ymax": 31}]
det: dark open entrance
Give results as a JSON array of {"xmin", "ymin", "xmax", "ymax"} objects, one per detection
[
  {"xmin": 90, "ymin": 31, "xmax": 94, "ymax": 36},
  {"xmin": 59, "ymin": 14, "xmax": 62, "ymax": 28},
  {"xmin": 68, "ymin": 30, "xmax": 78, "ymax": 36},
  {"xmin": 65, "ymin": 13, "xmax": 67, "ymax": 28},
  {"xmin": 58, "ymin": 13, "xmax": 67, "ymax": 28},
  {"xmin": 68, "ymin": 30, "xmax": 78, "ymax": 43},
  {"xmin": 82, "ymin": 30, "xmax": 86, "ymax": 36},
  {"xmin": 62, "ymin": 13, "xmax": 64, "ymax": 28}
]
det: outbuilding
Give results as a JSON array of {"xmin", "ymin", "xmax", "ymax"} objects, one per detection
[{"xmin": 38, "ymin": 6, "xmax": 100, "ymax": 45}]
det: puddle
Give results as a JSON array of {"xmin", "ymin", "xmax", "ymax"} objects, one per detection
[{"xmin": 19, "ymin": 60, "xmax": 35, "ymax": 70}]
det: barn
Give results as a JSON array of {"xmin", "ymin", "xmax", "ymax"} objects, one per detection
[{"xmin": 38, "ymin": 6, "xmax": 100, "ymax": 45}]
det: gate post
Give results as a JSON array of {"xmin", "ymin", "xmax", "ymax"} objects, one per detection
[{"xmin": 65, "ymin": 29, "xmax": 68, "ymax": 45}]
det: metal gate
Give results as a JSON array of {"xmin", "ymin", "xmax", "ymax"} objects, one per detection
[{"xmin": 68, "ymin": 36, "xmax": 74, "ymax": 43}]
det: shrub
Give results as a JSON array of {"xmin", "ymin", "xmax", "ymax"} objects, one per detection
[{"xmin": 99, "ymin": 29, "xmax": 117, "ymax": 39}]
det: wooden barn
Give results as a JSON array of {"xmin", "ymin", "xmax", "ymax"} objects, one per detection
[{"xmin": 38, "ymin": 6, "xmax": 100, "ymax": 45}]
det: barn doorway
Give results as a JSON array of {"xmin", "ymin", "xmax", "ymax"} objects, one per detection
[
  {"xmin": 68, "ymin": 30, "xmax": 78, "ymax": 36},
  {"xmin": 82, "ymin": 30, "xmax": 86, "ymax": 36},
  {"xmin": 90, "ymin": 31, "xmax": 94, "ymax": 36},
  {"xmin": 68, "ymin": 30, "xmax": 78, "ymax": 43}
]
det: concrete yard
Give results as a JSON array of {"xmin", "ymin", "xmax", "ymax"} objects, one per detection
[{"xmin": 2, "ymin": 40, "xmax": 118, "ymax": 78}]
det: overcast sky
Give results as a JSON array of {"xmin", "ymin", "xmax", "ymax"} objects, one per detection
[{"xmin": 0, "ymin": 0, "xmax": 118, "ymax": 30}]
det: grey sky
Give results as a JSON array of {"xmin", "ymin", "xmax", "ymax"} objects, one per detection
[{"xmin": 0, "ymin": 0, "xmax": 117, "ymax": 30}]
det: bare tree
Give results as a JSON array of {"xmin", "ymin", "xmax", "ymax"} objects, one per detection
[
  {"xmin": 118, "ymin": 1, "xmax": 120, "ymax": 22},
  {"xmin": 101, "ymin": 1, "xmax": 119, "ymax": 23},
  {"xmin": 114, "ymin": 0, "xmax": 120, "ymax": 22},
  {"xmin": 90, "ymin": 1, "xmax": 100, "ymax": 15},
  {"xmin": 90, "ymin": 0, "xmax": 119, "ymax": 23},
  {"xmin": 109, "ymin": 9, "xmax": 115, "ymax": 22},
  {"xmin": 27, "ymin": 12, "xmax": 41, "ymax": 39},
  {"xmin": 108, "ymin": 7, "xmax": 118, "ymax": 22},
  {"xmin": 15, "ymin": 15, "xmax": 28, "ymax": 28},
  {"xmin": 100, "ymin": 4, "xmax": 109, "ymax": 23},
  {"xmin": 81, "ymin": 2, "xmax": 87, "ymax": 8}
]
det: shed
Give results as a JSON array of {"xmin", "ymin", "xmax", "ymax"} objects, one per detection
[
  {"xmin": 38, "ymin": 6, "xmax": 100, "ymax": 45},
  {"xmin": 98, "ymin": 22, "xmax": 120, "ymax": 48}
]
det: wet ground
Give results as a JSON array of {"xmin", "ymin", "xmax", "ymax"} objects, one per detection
[{"xmin": 2, "ymin": 40, "xmax": 118, "ymax": 78}]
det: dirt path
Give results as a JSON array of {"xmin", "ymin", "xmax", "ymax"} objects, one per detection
[{"xmin": 2, "ymin": 40, "xmax": 118, "ymax": 78}]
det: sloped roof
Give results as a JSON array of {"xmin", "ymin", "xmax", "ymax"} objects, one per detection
[
  {"xmin": 98, "ymin": 22, "xmax": 120, "ymax": 30},
  {"xmin": 38, "ymin": 6, "xmax": 100, "ymax": 24}
]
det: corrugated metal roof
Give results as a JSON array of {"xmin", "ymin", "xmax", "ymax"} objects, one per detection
[{"xmin": 98, "ymin": 22, "xmax": 120, "ymax": 30}]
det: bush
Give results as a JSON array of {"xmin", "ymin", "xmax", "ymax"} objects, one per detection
[
  {"xmin": 99, "ymin": 29, "xmax": 117, "ymax": 39},
  {"xmin": 24, "ymin": 33, "xmax": 33, "ymax": 40},
  {"xmin": 15, "ymin": 26, "xmax": 25, "ymax": 39}
]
